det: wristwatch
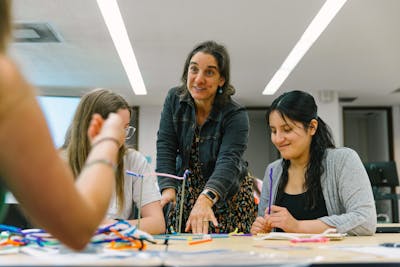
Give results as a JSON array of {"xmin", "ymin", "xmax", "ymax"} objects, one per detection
[{"xmin": 201, "ymin": 189, "xmax": 218, "ymax": 205}]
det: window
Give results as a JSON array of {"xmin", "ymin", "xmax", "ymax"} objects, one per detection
[{"xmin": 37, "ymin": 96, "xmax": 80, "ymax": 148}]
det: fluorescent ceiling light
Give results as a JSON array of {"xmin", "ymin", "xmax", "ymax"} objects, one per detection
[
  {"xmin": 262, "ymin": 0, "xmax": 347, "ymax": 95},
  {"xmin": 97, "ymin": 0, "xmax": 147, "ymax": 95}
]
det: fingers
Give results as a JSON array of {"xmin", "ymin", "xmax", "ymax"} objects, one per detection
[
  {"xmin": 88, "ymin": 113, "xmax": 125, "ymax": 145},
  {"xmin": 186, "ymin": 216, "xmax": 207, "ymax": 234},
  {"xmin": 184, "ymin": 220, "xmax": 191, "ymax": 232},
  {"xmin": 184, "ymin": 219, "xmax": 210, "ymax": 234},
  {"xmin": 199, "ymin": 215, "xmax": 217, "ymax": 233},
  {"xmin": 160, "ymin": 196, "xmax": 175, "ymax": 208},
  {"xmin": 210, "ymin": 213, "xmax": 219, "ymax": 228},
  {"xmin": 250, "ymin": 222, "xmax": 260, "ymax": 235},
  {"xmin": 160, "ymin": 188, "xmax": 178, "ymax": 211},
  {"xmin": 185, "ymin": 198, "xmax": 216, "ymax": 234},
  {"xmin": 202, "ymin": 220, "xmax": 209, "ymax": 233},
  {"xmin": 265, "ymin": 204, "xmax": 279, "ymax": 215},
  {"xmin": 251, "ymin": 216, "xmax": 268, "ymax": 234},
  {"xmin": 160, "ymin": 194, "xmax": 170, "ymax": 208},
  {"xmin": 161, "ymin": 188, "xmax": 176, "ymax": 208},
  {"xmin": 187, "ymin": 219, "xmax": 210, "ymax": 234},
  {"xmin": 265, "ymin": 205, "xmax": 297, "ymax": 232},
  {"xmin": 269, "ymin": 205, "xmax": 282, "ymax": 213},
  {"xmin": 160, "ymin": 197, "xmax": 168, "ymax": 208},
  {"xmin": 103, "ymin": 113, "xmax": 125, "ymax": 144}
]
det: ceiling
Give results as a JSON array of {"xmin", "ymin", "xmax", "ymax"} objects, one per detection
[{"xmin": 9, "ymin": 0, "xmax": 400, "ymax": 107}]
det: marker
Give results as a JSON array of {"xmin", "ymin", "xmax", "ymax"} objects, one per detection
[
  {"xmin": 290, "ymin": 237, "xmax": 329, "ymax": 243},
  {"xmin": 380, "ymin": 242, "xmax": 400, "ymax": 248},
  {"xmin": 268, "ymin": 168, "xmax": 273, "ymax": 214},
  {"xmin": 188, "ymin": 238, "xmax": 213, "ymax": 245},
  {"xmin": 231, "ymin": 233, "xmax": 252, "ymax": 236}
]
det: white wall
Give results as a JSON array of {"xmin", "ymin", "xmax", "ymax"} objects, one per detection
[
  {"xmin": 38, "ymin": 96, "xmax": 80, "ymax": 148},
  {"xmin": 313, "ymin": 90, "xmax": 343, "ymax": 147},
  {"xmin": 138, "ymin": 105, "xmax": 162, "ymax": 171}
]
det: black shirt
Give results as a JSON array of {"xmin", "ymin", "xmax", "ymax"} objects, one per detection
[{"xmin": 275, "ymin": 191, "xmax": 328, "ymax": 232}]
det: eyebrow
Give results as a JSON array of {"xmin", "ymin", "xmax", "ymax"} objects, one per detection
[
  {"xmin": 270, "ymin": 122, "xmax": 290, "ymax": 128},
  {"xmin": 189, "ymin": 61, "xmax": 218, "ymax": 70}
]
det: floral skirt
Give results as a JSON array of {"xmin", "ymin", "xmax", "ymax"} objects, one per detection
[{"xmin": 166, "ymin": 173, "xmax": 257, "ymax": 233}]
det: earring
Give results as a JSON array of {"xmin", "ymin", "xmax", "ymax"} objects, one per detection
[{"xmin": 218, "ymin": 87, "xmax": 223, "ymax": 94}]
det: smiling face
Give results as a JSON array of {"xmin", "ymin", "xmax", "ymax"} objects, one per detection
[
  {"xmin": 269, "ymin": 110, "xmax": 317, "ymax": 163},
  {"xmin": 186, "ymin": 52, "xmax": 225, "ymax": 106}
]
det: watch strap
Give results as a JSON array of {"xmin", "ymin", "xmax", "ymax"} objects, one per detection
[{"xmin": 201, "ymin": 189, "xmax": 218, "ymax": 205}]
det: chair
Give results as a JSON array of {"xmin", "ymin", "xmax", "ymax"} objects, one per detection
[{"xmin": 364, "ymin": 161, "xmax": 400, "ymax": 223}]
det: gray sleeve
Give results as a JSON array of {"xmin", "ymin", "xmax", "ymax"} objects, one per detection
[
  {"xmin": 319, "ymin": 148, "xmax": 377, "ymax": 235},
  {"xmin": 258, "ymin": 167, "xmax": 270, "ymax": 217},
  {"xmin": 258, "ymin": 160, "xmax": 282, "ymax": 217}
]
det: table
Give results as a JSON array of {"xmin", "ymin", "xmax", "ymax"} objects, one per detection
[{"xmin": 1, "ymin": 233, "xmax": 400, "ymax": 266}]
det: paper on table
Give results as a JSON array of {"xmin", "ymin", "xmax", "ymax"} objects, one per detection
[
  {"xmin": 256, "ymin": 229, "xmax": 346, "ymax": 241},
  {"xmin": 256, "ymin": 232, "xmax": 312, "ymax": 240}
]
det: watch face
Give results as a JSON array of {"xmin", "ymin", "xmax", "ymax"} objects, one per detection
[{"xmin": 207, "ymin": 190, "xmax": 216, "ymax": 199}]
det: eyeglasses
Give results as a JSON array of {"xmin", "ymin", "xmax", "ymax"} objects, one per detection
[{"xmin": 125, "ymin": 126, "xmax": 136, "ymax": 140}]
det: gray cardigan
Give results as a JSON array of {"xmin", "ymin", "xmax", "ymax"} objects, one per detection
[{"xmin": 259, "ymin": 147, "xmax": 377, "ymax": 235}]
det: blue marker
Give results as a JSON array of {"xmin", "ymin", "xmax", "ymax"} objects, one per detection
[{"xmin": 268, "ymin": 168, "xmax": 273, "ymax": 215}]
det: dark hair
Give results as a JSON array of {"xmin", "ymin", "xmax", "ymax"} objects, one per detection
[
  {"xmin": 179, "ymin": 40, "xmax": 235, "ymax": 106},
  {"xmin": 267, "ymin": 90, "xmax": 335, "ymax": 209}
]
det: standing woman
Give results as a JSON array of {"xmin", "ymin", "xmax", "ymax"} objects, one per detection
[
  {"xmin": 62, "ymin": 89, "xmax": 165, "ymax": 235},
  {"xmin": 251, "ymin": 90, "xmax": 376, "ymax": 235},
  {"xmin": 0, "ymin": 0, "xmax": 125, "ymax": 250},
  {"xmin": 157, "ymin": 40, "xmax": 256, "ymax": 234}
]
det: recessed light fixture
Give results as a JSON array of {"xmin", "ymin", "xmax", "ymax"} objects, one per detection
[
  {"xmin": 262, "ymin": 0, "xmax": 347, "ymax": 95},
  {"xmin": 13, "ymin": 23, "xmax": 61, "ymax": 43},
  {"xmin": 97, "ymin": 0, "xmax": 147, "ymax": 95}
]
